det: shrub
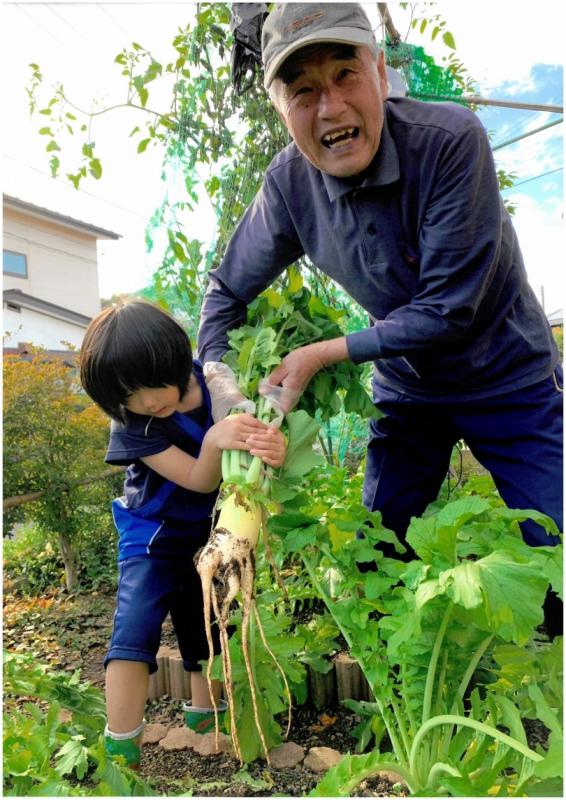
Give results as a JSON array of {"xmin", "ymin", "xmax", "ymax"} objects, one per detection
[
  {"xmin": 3, "ymin": 351, "xmax": 117, "ymax": 591},
  {"xmin": 3, "ymin": 523, "xmax": 65, "ymax": 595}
]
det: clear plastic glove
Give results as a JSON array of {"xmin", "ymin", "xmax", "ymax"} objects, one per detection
[
  {"xmin": 203, "ymin": 362, "xmax": 256, "ymax": 422},
  {"xmin": 258, "ymin": 379, "xmax": 302, "ymax": 425}
]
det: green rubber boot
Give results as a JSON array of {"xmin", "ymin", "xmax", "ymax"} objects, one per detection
[
  {"xmin": 104, "ymin": 722, "xmax": 144, "ymax": 769},
  {"xmin": 182, "ymin": 699, "xmax": 228, "ymax": 734}
]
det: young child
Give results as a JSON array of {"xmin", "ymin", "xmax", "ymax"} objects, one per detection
[{"xmin": 80, "ymin": 300, "xmax": 286, "ymax": 768}]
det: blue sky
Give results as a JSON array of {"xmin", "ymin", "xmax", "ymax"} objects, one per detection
[
  {"xmin": 2, "ymin": 1, "xmax": 564, "ymax": 307},
  {"xmin": 474, "ymin": 63, "xmax": 563, "ymax": 308},
  {"xmin": 484, "ymin": 63, "xmax": 563, "ymax": 201},
  {"xmin": 425, "ymin": 1, "xmax": 564, "ymax": 310}
]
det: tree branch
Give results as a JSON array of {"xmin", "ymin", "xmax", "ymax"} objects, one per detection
[{"xmin": 3, "ymin": 467, "xmax": 123, "ymax": 511}]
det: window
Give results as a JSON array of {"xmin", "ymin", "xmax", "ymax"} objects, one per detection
[{"xmin": 3, "ymin": 250, "xmax": 28, "ymax": 278}]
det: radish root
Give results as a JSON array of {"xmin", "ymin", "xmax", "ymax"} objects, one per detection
[{"xmin": 195, "ymin": 490, "xmax": 290, "ymax": 765}]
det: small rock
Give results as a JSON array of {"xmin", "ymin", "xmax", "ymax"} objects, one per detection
[
  {"xmin": 142, "ymin": 723, "xmax": 169, "ymax": 745},
  {"xmin": 304, "ymin": 746, "xmax": 343, "ymax": 773},
  {"xmin": 159, "ymin": 726, "xmax": 200, "ymax": 750},
  {"xmin": 191, "ymin": 731, "xmax": 233, "ymax": 756},
  {"xmin": 269, "ymin": 741, "xmax": 305, "ymax": 769},
  {"xmin": 376, "ymin": 769, "xmax": 407, "ymax": 787}
]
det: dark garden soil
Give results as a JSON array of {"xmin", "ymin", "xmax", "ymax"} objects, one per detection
[
  {"xmin": 138, "ymin": 701, "xmax": 403, "ymax": 797},
  {"xmin": 82, "ymin": 606, "xmax": 403, "ymax": 796}
]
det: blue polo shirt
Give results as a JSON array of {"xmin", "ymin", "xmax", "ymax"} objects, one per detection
[{"xmin": 198, "ymin": 97, "xmax": 557, "ymax": 401}]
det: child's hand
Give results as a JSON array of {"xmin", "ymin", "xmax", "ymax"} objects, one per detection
[
  {"xmin": 248, "ymin": 426, "xmax": 286, "ymax": 468},
  {"xmin": 207, "ymin": 413, "xmax": 269, "ymax": 452}
]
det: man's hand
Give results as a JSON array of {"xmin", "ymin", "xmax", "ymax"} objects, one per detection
[
  {"xmin": 261, "ymin": 337, "xmax": 349, "ymax": 413},
  {"xmin": 204, "ymin": 362, "xmax": 256, "ymax": 421}
]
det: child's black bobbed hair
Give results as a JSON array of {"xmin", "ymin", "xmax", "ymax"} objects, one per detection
[{"xmin": 80, "ymin": 301, "xmax": 193, "ymax": 423}]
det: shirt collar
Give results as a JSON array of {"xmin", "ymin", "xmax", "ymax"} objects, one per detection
[{"xmin": 320, "ymin": 104, "xmax": 400, "ymax": 202}]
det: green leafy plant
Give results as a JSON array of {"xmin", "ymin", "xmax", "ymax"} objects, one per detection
[
  {"xmin": 3, "ymin": 651, "xmax": 155, "ymax": 796},
  {"xmin": 224, "ymin": 268, "xmax": 377, "ymax": 425},
  {"xmin": 552, "ymin": 327, "xmax": 563, "ymax": 359},
  {"xmin": 270, "ymin": 469, "xmax": 563, "ymax": 796},
  {"xmin": 4, "ymin": 516, "xmax": 118, "ymax": 598},
  {"xmin": 196, "ymin": 273, "xmax": 376, "ymax": 763}
]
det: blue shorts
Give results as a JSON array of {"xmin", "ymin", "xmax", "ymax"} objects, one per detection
[
  {"xmin": 364, "ymin": 368, "xmax": 563, "ymax": 551},
  {"xmin": 105, "ymin": 532, "xmax": 221, "ymax": 674}
]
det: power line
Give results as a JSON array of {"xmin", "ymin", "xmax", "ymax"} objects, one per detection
[
  {"xmin": 502, "ymin": 167, "xmax": 563, "ymax": 190},
  {"xmin": 492, "ymin": 118, "xmax": 563, "ymax": 151},
  {"xmin": 14, "ymin": 3, "xmax": 68, "ymax": 47},
  {"xmin": 46, "ymin": 4, "xmax": 95, "ymax": 46},
  {"xmin": 415, "ymin": 93, "xmax": 563, "ymax": 113},
  {"xmin": 488, "ymin": 110, "xmax": 557, "ymax": 150},
  {"xmin": 96, "ymin": 3, "xmax": 131, "ymax": 40},
  {"xmin": 3, "ymin": 154, "xmax": 151, "ymax": 222},
  {"xmin": 6, "ymin": 232, "xmax": 106, "ymax": 263}
]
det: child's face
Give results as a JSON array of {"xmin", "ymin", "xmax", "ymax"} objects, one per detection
[{"xmin": 124, "ymin": 385, "xmax": 181, "ymax": 418}]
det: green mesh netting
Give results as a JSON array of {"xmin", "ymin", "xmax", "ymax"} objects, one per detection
[{"xmin": 385, "ymin": 41, "xmax": 465, "ymax": 103}]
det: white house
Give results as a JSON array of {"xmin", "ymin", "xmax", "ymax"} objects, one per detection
[
  {"xmin": 546, "ymin": 309, "xmax": 563, "ymax": 330},
  {"xmin": 3, "ymin": 194, "xmax": 120, "ymax": 354}
]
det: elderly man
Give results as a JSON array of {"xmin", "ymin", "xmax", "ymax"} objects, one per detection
[{"xmin": 198, "ymin": 4, "xmax": 562, "ymax": 629}]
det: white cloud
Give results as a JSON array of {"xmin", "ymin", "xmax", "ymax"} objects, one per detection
[
  {"xmin": 496, "ymin": 76, "xmax": 537, "ymax": 97},
  {"xmin": 434, "ymin": 0, "xmax": 566, "ymax": 92},
  {"xmin": 524, "ymin": 112, "xmax": 557, "ymax": 132},
  {"xmin": 511, "ymin": 193, "xmax": 565, "ymax": 306},
  {"xmin": 493, "ymin": 123, "xmax": 563, "ymax": 179},
  {"xmin": 541, "ymin": 180, "xmax": 562, "ymax": 195}
]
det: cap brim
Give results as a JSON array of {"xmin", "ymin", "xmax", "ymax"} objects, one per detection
[{"xmin": 264, "ymin": 26, "xmax": 376, "ymax": 89}]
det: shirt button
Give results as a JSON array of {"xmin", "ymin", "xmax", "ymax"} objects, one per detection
[{"xmin": 367, "ymin": 223, "xmax": 377, "ymax": 235}]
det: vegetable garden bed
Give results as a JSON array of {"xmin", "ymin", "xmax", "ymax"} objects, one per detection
[{"xmin": 3, "ymin": 281, "xmax": 563, "ymax": 796}]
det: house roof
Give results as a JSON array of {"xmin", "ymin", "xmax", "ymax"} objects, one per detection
[
  {"xmin": 3, "ymin": 344, "xmax": 79, "ymax": 365},
  {"xmin": 3, "ymin": 194, "xmax": 121, "ymax": 240},
  {"xmin": 3, "ymin": 289, "xmax": 93, "ymax": 327},
  {"xmin": 547, "ymin": 308, "xmax": 563, "ymax": 326}
]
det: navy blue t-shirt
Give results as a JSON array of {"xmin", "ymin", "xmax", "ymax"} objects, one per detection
[{"xmin": 105, "ymin": 402, "xmax": 218, "ymax": 539}]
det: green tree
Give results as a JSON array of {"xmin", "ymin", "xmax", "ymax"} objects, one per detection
[{"xmin": 3, "ymin": 352, "xmax": 119, "ymax": 591}]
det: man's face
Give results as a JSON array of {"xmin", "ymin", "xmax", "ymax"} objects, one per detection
[{"xmin": 271, "ymin": 45, "xmax": 388, "ymax": 177}]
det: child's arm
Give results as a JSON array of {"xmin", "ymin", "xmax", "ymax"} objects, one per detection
[{"xmin": 140, "ymin": 413, "xmax": 286, "ymax": 493}]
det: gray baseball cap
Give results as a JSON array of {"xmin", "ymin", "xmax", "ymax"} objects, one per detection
[{"xmin": 262, "ymin": 3, "xmax": 377, "ymax": 89}]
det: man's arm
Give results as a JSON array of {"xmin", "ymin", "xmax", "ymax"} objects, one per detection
[{"xmin": 198, "ymin": 274, "xmax": 248, "ymax": 365}]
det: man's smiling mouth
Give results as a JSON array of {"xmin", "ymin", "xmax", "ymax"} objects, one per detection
[{"xmin": 321, "ymin": 127, "xmax": 359, "ymax": 148}]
